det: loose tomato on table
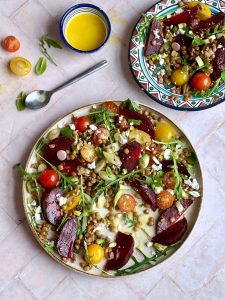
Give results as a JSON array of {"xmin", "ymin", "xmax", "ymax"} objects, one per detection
[
  {"xmin": 86, "ymin": 244, "xmax": 104, "ymax": 265},
  {"xmin": 117, "ymin": 194, "xmax": 136, "ymax": 213},
  {"xmin": 101, "ymin": 101, "xmax": 118, "ymax": 114},
  {"xmin": 2, "ymin": 36, "xmax": 20, "ymax": 52},
  {"xmin": 155, "ymin": 122, "xmax": 175, "ymax": 142},
  {"xmin": 192, "ymin": 73, "xmax": 212, "ymax": 91},
  {"xmin": 9, "ymin": 57, "xmax": 32, "ymax": 76},
  {"xmin": 39, "ymin": 168, "xmax": 59, "ymax": 189},
  {"xmin": 163, "ymin": 171, "xmax": 176, "ymax": 189},
  {"xmin": 75, "ymin": 115, "xmax": 91, "ymax": 133},
  {"xmin": 156, "ymin": 190, "xmax": 175, "ymax": 210}
]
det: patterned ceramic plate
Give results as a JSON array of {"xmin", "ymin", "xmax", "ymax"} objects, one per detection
[{"xmin": 129, "ymin": 0, "xmax": 225, "ymax": 111}]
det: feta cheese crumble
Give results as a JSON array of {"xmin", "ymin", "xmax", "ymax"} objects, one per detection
[
  {"xmin": 164, "ymin": 149, "xmax": 171, "ymax": 160},
  {"xmin": 69, "ymin": 123, "xmax": 76, "ymax": 130},
  {"xmin": 87, "ymin": 161, "xmax": 96, "ymax": 170},
  {"xmin": 89, "ymin": 124, "xmax": 98, "ymax": 131}
]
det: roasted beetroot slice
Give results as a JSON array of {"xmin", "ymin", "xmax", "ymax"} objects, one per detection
[
  {"xmin": 60, "ymin": 159, "xmax": 82, "ymax": 175},
  {"xmin": 144, "ymin": 18, "xmax": 164, "ymax": 56},
  {"xmin": 212, "ymin": 37, "xmax": 225, "ymax": 80},
  {"xmin": 119, "ymin": 141, "xmax": 142, "ymax": 171},
  {"xmin": 119, "ymin": 108, "xmax": 155, "ymax": 138},
  {"xmin": 105, "ymin": 232, "xmax": 134, "ymax": 271},
  {"xmin": 56, "ymin": 218, "xmax": 77, "ymax": 258},
  {"xmin": 192, "ymin": 11, "xmax": 225, "ymax": 34},
  {"xmin": 152, "ymin": 218, "xmax": 188, "ymax": 245},
  {"xmin": 130, "ymin": 180, "xmax": 157, "ymax": 211},
  {"xmin": 164, "ymin": 6, "xmax": 197, "ymax": 26},
  {"xmin": 42, "ymin": 188, "xmax": 62, "ymax": 226},
  {"xmin": 43, "ymin": 136, "xmax": 74, "ymax": 166},
  {"xmin": 161, "ymin": 160, "xmax": 189, "ymax": 176},
  {"xmin": 156, "ymin": 199, "xmax": 193, "ymax": 234},
  {"xmin": 174, "ymin": 34, "xmax": 192, "ymax": 48}
]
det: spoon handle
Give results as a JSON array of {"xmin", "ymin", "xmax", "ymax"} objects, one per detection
[{"xmin": 51, "ymin": 60, "xmax": 108, "ymax": 94}]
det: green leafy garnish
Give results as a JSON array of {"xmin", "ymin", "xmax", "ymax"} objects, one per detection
[
  {"xmin": 186, "ymin": 152, "xmax": 198, "ymax": 176},
  {"xmin": 128, "ymin": 119, "xmax": 142, "ymax": 125},
  {"xmin": 56, "ymin": 215, "xmax": 68, "ymax": 232},
  {"xmin": 90, "ymin": 106, "xmax": 116, "ymax": 131},
  {"xmin": 221, "ymin": 71, "xmax": 225, "ymax": 82},
  {"xmin": 36, "ymin": 137, "xmax": 48, "ymax": 154},
  {"xmin": 137, "ymin": 13, "xmax": 152, "ymax": 43},
  {"xmin": 60, "ymin": 127, "xmax": 73, "ymax": 138},
  {"xmin": 141, "ymin": 228, "xmax": 151, "ymax": 238},
  {"xmin": 40, "ymin": 35, "xmax": 62, "ymax": 66},
  {"xmin": 171, "ymin": 152, "xmax": 183, "ymax": 200},
  {"xmin": 192, "ymin": 37, "xmax": 209, "ymax": 47},
  {"xmin": 124, "ymin": 99, "xmax": 140, "ymax": 112},
  {"xmin": 153, "ymin": 138, "xmax": 185, "ymax": 149},
  {"xmin": 125, "ymin": 215, "xmax": 138, "ymax": 228},
  {"xmin": 35, "ymin": 57, "xmax": 47, "ymax": 75},
  {"xmin": 16, "ymin": 91, "xmax": 27, "ymax": 111},
  {"xmin": 144, "ymin": 171, "xmax": 163, "ymax": 190},
  {"xmin": 44, "ymin": 242, "xmax": 55, "ymax": 253}
]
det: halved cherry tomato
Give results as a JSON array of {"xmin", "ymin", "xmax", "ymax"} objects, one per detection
[
  {"xmin": 75, "ymin": 116, "xmax": 92, "ymax": 133},
  {"xmin": 188, "ymin": 2, "xmax": 211, "ymax": 21},
  {"xmin": 39, "ymin": 169, "xmax": 59, "ymax": 188},
  {"xmin": 63, "ymin": 190, "xmax": 81, "ymax": 211},
  {"xmin": 156, "ymin": 190, "xmax": 175, "ymax": 210},
  {"xmin": 2, "ymin": 36, "xmax": 20, "ymax": 52},
  {"xmin": 9, "ymin": 57, "xmax": 32, "ymax": 76},
  {"xmin": 171, "ymin": 69, "xmax": 188, "ymax": 86},
  {"xmin": 163, "ymin": 171, "xmax": 176, "ymax": 189},
  {"xmin": 117, "ymin": 194, "xmax": 136, "ymax": 213},
  {"xmin": 80, "ymin": 144, "xmax": 97, "ymax": 162},
  {"xmin": 155, "ymin": 122, "xmax": 175, "ymax": 142},
  {"xmin": 192, "ymin": 73, "xmax": 211, "ymax": 91},
  {"xmin": 101, "ymin": 101, "xmax": 118, "ymax": 114},
  {"xmin": 92, "ymin": 127, "xmax": 110, "ymax": 146},
  {"xmin": 86, "ymin": 244, "xmax": 104, "ymax": 264},
  {"xmin": 129, "ymin": 129, "xmax": 151, "ymax": 146}
]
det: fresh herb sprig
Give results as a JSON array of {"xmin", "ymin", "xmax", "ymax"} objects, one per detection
[
  {"xmin": 40, "ymin": 35, "xmax": 62, "ymax": 66},
  {"xmin": 56, "ymin": 215, "xmax": 68, "ymax": 232},
  {"xmin": 137, "ymin": 13, "xmax": 152, "ymax": 43},
  {"xmin": 171, "ymin": 152, "xmax": 183, "ymax": 200},
  {"xmin": 125, "ymin": 215, "xmax": 138, "ymax": 228},
  {"xmin": 124, "ymin": 99, "xmax": 141, "ymax": 112},
  {"xmin": 115, "ymin": 244, "xmax": 179, "ymax": 276},
  {"xmin": 143, "ymin": 171, "xmax": 163, "ymax": 190},
  {"xmin": 44, "ymin": 242, "xmax": 55, "ymax": 253},
  {"xmin": 152, "ymin": 138, "xmax": 185, "ymax": 149}
]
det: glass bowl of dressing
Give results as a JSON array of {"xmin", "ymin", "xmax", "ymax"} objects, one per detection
[{"xmin": 60, "ymin": 3, "xmax": 111, "ymax": 53}]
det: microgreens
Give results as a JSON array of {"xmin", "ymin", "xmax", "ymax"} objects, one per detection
[{"xmin": 125, "ymin": 215, "xmax": 138, "ymax": 228}]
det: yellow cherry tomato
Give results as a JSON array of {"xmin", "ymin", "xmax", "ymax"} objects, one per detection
[
  {"xmin": 63, "ymin": 190, "xmax": 81, "ymax": 211},
  {"xmin": 86, "ymin": 244, "xmax": 104, "ymax": 265},
  {"xmin": 171, "ymin": 69, "xmax": 188, "ymax": 86},
  {"xmin": 155, "ymin": 122, "xmax": 175, "ymax": 142},
  {"xmin": 9, "ymin": 57, "xmax": 32, "ymax": 76},
  {"xmin": 129, "ymin": 129, "xmax": 151, "ymax": 146},
  {"xmin": 80, "ymin": 144, "xmax": 97, "ymax": 163},
  {"xmin": 188, "ymin": 2, "xmax": 211, "ymax": 21}
]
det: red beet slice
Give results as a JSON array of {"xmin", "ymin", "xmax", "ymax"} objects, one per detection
[
  {"xmin": 119, "ymin": 108, "xmax": 155, "ymax": 138},
  {"xmin": 156, "ymin": 199, "xmax": 193, "ymax": 233},
  {"xmin": 144, "ymin": 18, "xmax": 164, "ymax": 56},
  {"xmin": 56, "ymin": 218, "xmax": 77, "ymax": 258},
  {"xmin": 174, "ymin": 34, "xmax": 192, "ymax": 48},
  {"xmin": 161, "ymin": 160, "xmax": 189, "ymax": 176},
  {"xmin": 192, "ymin": 11, "xmax": 225, "ymax": 34},
  {"xmin": 60, "ymin": 159, "xmax": 82, "ymax": 175},
  {"xmin": 43, "ymin": 136, "xmax": 74, "ymax": 166},
  {"xmin": 212, "ymin": 37, "xmax": 225, "ymax": 80},
  {"xmin": 105, "ymin": 232, "xmax": 134, "ymax": 271},
  {"xmin": 164, "ymin": 6, "xmax": 197, "ymax": 26},
  {"xmin": 42, "ymin": 188, "xmax": 62, "ymax": 226},
  {"xmin": 152, "ymin": 218, "xmax": 188, "ymax": 245},
  {"xmin": 119, "ymin": 141, "xmax": 142, "ymax": 171},
  {"xmin": 130, "ymin": 180, "xmax": 157, "ymax": 211}
]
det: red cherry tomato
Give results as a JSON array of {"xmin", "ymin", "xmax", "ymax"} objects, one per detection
[
  {"xmin": 163, "ymin": 171, "xmax": 176, "ymax": 189},
  {"xmin": 75, "ymin": 115, "xmax": 92, "ymax": 133},
  {"xmin": 101, "ymin": 101, "xmax": 118, "ymax": 113},
  {"xmin": 117, "ymin": 194, "xmax": 136, "ymax": 213},
  {"xmin": 39, "ymin": 169, "xmax": 59, "ymax": 188},
  {"xmin": 156, "ymin": 190, "xmax": 175, "ymax": 210},
  {"xmin": 92, "ymin": 127, "xmax": 110, "ymax": 146},
  {"xmin": 2, "ymin": 36, "xmax": 20, "ymax": 52},
  {"xmin": 192, "ymin": 73, "xmax": 212, "ymax": 91}
]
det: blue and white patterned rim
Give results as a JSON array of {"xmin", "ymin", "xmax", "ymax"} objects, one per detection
[
  {"xmin": 60, "ymin": 3, "xmax": 111, "ymax": 53},
  {"xmin": 129, "ymin": 0, "xmax": 225, "ymax": 111}
]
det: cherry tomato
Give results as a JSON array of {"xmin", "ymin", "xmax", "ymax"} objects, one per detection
[
  {"xmin": 63, "ymin": 190, "xmax": 81, "ymax": 211},
  {"xmin": 39, "ymin": 169, "xmax": 59, "ymax": 188},
  {"xmin": 156, "ymin": 190, "xmax": 175, "ymax": 210},
  {"xmin": 86, "ymin": 244, "xmax": 104, "ymax": 264},
  {"xmin": 80, "ymin": 144, "xmax": 97, "ymax": 162},
  {"xmin": 171, "ymin": 69, "xmax": 188, "ymax": 86},
  {"xmin": 9, "ymin": 57, "xmax": 32, "ymax": 76},
  {"xmin": 101, "ymin": 101, "xmax": 118, "ymax": 114},
  {"xmin": 117, "ymin": 194, "xmax": 136, "ymax": 213},
  {"xmin": 129, "ymin": 129, "xmax": 151, "ymax": 146},
  {"xmin": 192, "ymin": 73, "xmax": 212, "ymax": 91},
  {"xmin": 163, "ymin": 171, "xmax": 176, "ymax": 189},
  {"xmin": 92, "ymin": 127, "xmax": 110, "ymax": 146},
  {"xmin": 75, "ymin": 116, "xmax": 92, "ymax": 133},
  {"xmin": 2, "ymin": 36, "xmax": 20, "ymax": 52},
  {"xmin": 188, "ymin": 2, "xmax": 211, "ymax": 20},
  {"xmin": 155, "ymin": 122, "xmax": 175, "ymax": 142}
]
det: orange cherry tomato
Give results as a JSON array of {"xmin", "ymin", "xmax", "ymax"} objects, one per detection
[
  {"xmin": 39, "ymin": 169, "xmax": 59, "ymax": 188},
  {"xmin": 163, "ymin": 171, "xmax": 176, "ymax": 189},
  {"xmin": 192, "ymin": 73, "xmax": 212, "ymax": 91},
  {"xmin": 2, "ymin": 36, "xmax": 20, "ymax": 52},
  {"xmin": 86, "ymin": 244, "xmax": 104, "ymax": 264},
  {"xmin": 156, "ymin": 190, "xmax": 175, "ymax": 210},
  {"xmin": 75, "ymin": 115, "xmax": 92, "ymax": 133},
  {"xmin": 117, "ymin": 194, "xmax": 136, "ymax": 213},
  {"xmin": 101, "ymin": 101, "xmax": 118, "ymax": 114}
]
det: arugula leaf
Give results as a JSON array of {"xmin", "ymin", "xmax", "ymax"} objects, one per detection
[
  {"xmin": 90, "ymin": 106, "xmax": 116, "ymax": 132},
  {"xmin": 171, "ymin": 152, "xmax": 183, "ymax": 200},
  {"xmin": 56, "ymin": 215, "xmax": 68, "ymax": 232},
  {"xmin": 35, "ymin": 57, "xmax": 47, "ymax": 75},
  {"xmin": 144, "ymin": 171, "xmax": 163, "ymax": 190},
  {"xmin": 44, "ymin": 242, "xmax": 55, "ymax": 253},
  {"xmin": 192, "ymin": 37, "xmax": 209, "ymax": 47},
  {"xmin": 36, "ymin": 137, "xmax": 48, "ymax": 154},
  {"xmin": 40, "ymin": 34, "xmax": 62, "ymax": 66},
  {"xmin": 60, "ymin": 127, "xmax": 73, "ymax": 138},
  {"xmin": 124, "ymin": 99, "xmax": 140, "ymax": 112},
  {"xmin": 128, "ymin": 119, "xmax": 142, "ymax": 125},
  {"xmin": 16, "ymin": 91, "xmax": 27, "ymax": 111},
  {"xmin": 137, "ymin": 13, "xmax": 152, "ymax": 43}
]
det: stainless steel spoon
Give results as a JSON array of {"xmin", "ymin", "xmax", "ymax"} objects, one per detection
[{"xmin": 25, "ymin": 60, "xmax": 108, "ymax": 109}]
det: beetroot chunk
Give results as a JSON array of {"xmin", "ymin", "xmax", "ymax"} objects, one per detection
[
  {"xmin": 105, "ymin": 232, "xmax": 134, "ymax": 271},
  {"xmin": 119, "ymin": 108, "xmax": 155, "ymax": 138},
  {"xmin": 130, "ymin": 180, "xmax": 157, "ymax": 211},
  {"xmin": 156, "ymin": 199, "xmax": 193, "ymax": 233},
  {"xmin": 192, "ymin": 11, "xmax": 225, "ymax": 34},
  {"xmin": 161, "ymin": 160, "xmax": 189, "ymax": 176},
  {"xmin": 119, "ymin": 141, "xmax": 142, "ymax": 171},
  {"xmin": 152, "ymin": 218, "xmax": 188, "ymax": 245},
  {"xmin": 43, "ymin": 136, "xmax": 74, "ymax": 166},
  {"xmin": 144, "ymin": 18, "xmax": 164, "ymax": 56},
  {"xmin": 42, "ymin": 188, "xmax": 62, "ymax": 226},
  {"xmin": 164, "ymin": 6, "xmax": 198, "ymax": 26},
  {"xmin": 56, "ymin": 218, "xmax": 77, "ymax": 258},
  {"xmin": 212, "ymin": 37, "xmax": 225, "ymax": 80},
  {"xmin": 60, "ymin": 159, "xmax": 83, "ymax": 175}
]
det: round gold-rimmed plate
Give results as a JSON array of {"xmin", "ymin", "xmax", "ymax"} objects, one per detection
[{"xmin": 22, "ymin": 100, "xmax": 203, "ymax": 278}]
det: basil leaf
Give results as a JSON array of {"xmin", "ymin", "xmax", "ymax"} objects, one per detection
[
  {"xmin": 35, "ymin": 57, "xmax": 47, "ymax": 75},
  {"xmin": 60, "ymin": 127, "xmax": 73, "ymax": 138},
  {"xmin": 221, "ymin": 71, "xmax": 225, "ymax": 82},
  {"xmin": 16, "ymin": 91, "xmax": 27, "ymax": 111}
]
